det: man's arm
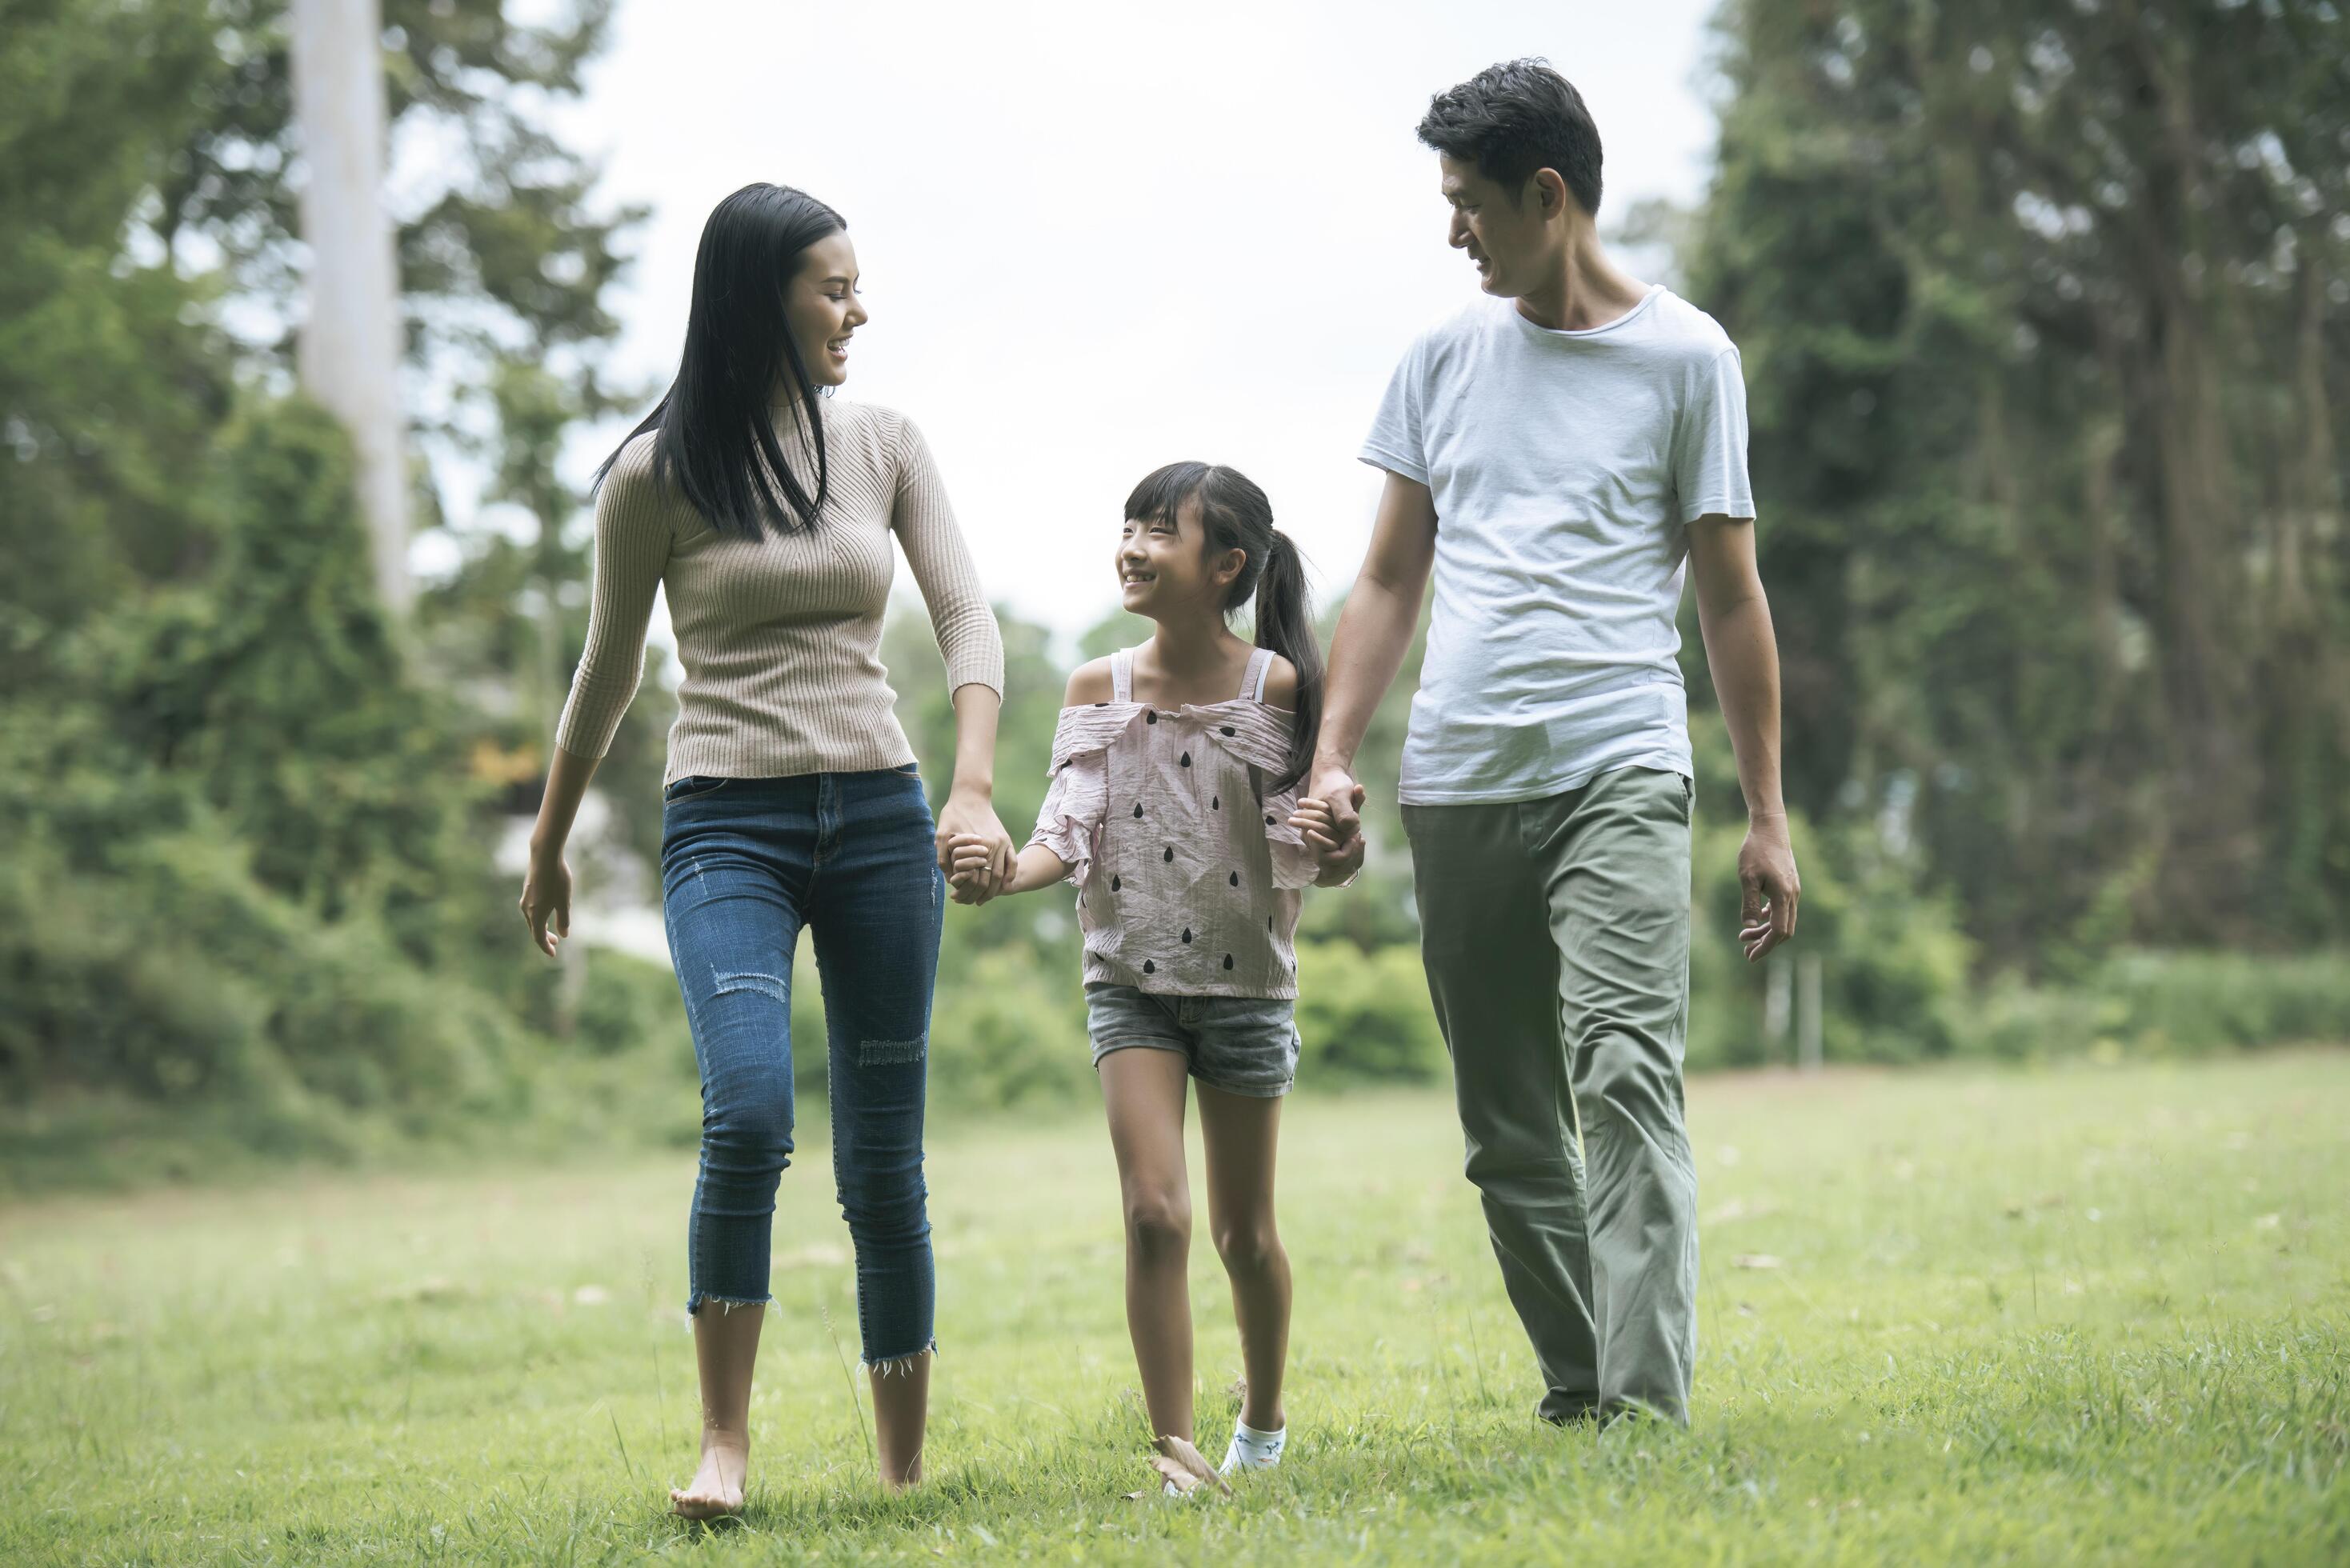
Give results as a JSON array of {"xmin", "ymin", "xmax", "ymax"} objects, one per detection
[
  {"xmin": 1307, "ymin": 470, "xmax": 1439, "ymax": 854},
  {"xmin": 1687, "ymin": 514, "xmax": 1800, "ymax": 960}
]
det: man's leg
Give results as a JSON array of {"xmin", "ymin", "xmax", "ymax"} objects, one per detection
[
  {"xmin": 1403, "ymin": 800, "xmax": 1600, "ymax": 1422},
  {"xmin": 1534, "ymin": 766, "xmax": 1699, "ymax": 1423}
]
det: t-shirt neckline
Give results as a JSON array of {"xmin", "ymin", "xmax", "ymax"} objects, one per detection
[{"xmin": 1510, "ymin": 283, "xmax": 1665, "ymax": 342}]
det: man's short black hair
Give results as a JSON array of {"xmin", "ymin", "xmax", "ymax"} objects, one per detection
[{"xmin": 1417, "ymin": 58, "xmax": 1603, "ymax": 217}]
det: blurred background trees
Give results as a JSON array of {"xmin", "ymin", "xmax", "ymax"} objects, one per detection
[{"xmin": 3, "ymin": 0, "xmax": 2345, "ymax": 1193}]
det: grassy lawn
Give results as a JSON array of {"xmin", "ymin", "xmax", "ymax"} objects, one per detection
[{"xmin": 3, "ymin": 1052, "xmax": 2345, "ymax": 1564}]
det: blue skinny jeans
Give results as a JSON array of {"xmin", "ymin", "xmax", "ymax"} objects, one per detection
[{"xmin": 659, "ymin": 763, "xmax": 943, "ymax": 1368}]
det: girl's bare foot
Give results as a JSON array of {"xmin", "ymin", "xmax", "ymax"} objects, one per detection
[{"xmin": 671, "ymin": 1429, "xmax": 748, "ymax": 1519}]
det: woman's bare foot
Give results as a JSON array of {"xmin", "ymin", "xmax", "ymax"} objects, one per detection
[{"xmin": 671, "ymin": 1429, "xmax": 748, "ymax": 1519}]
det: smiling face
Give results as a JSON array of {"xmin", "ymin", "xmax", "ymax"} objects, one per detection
[
  {"xmin": 1117, "ymin": 493, "xmax": 1245, "ymax": 621},
  {"xmin": 783, "ymin": 230, "xmax": 867, "ymax": 386},
  {"xmin": 1439, "ymin": 152, "xmax": 1569, "ymax": 300}
]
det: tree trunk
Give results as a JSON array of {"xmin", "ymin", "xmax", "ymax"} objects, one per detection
[{"xmin": 290, "ymin": 0, "xmax": 408, "ymax": 613}]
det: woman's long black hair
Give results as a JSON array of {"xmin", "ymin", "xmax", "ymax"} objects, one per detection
[
  {"xmin": 1124, "ymin": 462, "xmax": 1322, "ymax": 794},
  {"xmin": 594, "ymin": 182, "xmax": 845, "ymax": 534}
]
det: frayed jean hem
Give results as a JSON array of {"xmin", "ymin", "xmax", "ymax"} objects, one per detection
[{"xmin": 861, "ymin": 1340, "xmax": 939, "ymax": 1378}]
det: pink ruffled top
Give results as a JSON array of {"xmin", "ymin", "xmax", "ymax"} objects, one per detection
[{"xmin": 1027, "ymin": 646, "xmax": 1320, "ymax": 998}]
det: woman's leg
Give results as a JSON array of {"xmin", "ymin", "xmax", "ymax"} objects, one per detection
[
  {"xmin": 807, "ymin": 769, "xmax": 947, "ymax": 1488},
  {"xmin": 1099, "ymin": 1047, "xmax": 1199, "ymax": 1445},
  {"xmin": 660, "ymin": 792, "xmax": 811, "ymax": 1517},
  {"xmin": 1196, "ymin": 1081, "xmax": 1290, "ymax": 1435}
]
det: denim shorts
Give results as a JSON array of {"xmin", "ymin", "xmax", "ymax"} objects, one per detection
[{"xmin": 1083, "ymin": 982, "xmax": 1299, "ymax": 1098}]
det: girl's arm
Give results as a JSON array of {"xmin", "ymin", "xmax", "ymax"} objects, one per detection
[{"xmin": 952, "ymin": 840, "xmax": 1072, "ymax": 898}]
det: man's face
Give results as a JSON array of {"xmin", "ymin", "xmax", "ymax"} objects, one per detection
[{"xmin": 1439, "ymin": 153, "xmax": 1556, "ymax": 298}]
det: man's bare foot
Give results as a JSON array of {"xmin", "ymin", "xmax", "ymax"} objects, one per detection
[{"xmin": 671, "ymin": 1429, "xmax": 748, "ymax": 1519}]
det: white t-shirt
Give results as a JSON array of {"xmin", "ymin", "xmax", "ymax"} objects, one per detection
[{"xmin": 1360, "ymin": 286, "xmax": 1753, "ymax": 806}]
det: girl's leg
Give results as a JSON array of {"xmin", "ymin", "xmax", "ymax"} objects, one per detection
[
  {"xmin": 1099, "ymin": 1047, "xmax": 1198, "ymax": 1444},
  {"xmin": 1196, "ymin": 1081, "xmax": 1290, "ymax": 1434}
]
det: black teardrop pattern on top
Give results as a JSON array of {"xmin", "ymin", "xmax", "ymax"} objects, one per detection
[
  {"xmin": 1163, "ymin": 846, "xmax": 1174, "ymax": 862},
  {"xmin": 1143, "ymin": 959, "xmax": 1155, "ymax": 974},
  {"xmin": 1265, "ymin": 813, "xmax": 1277, "ymax": 826},
  {"xmin": 1182, "ymin": 928, "xmax": 1192, "ymax": 944},
  {"xmin": 1145, "ymin": 711, "xmax": 1157, "ymax": 725},
  {"xmin": 1111, "ymin": 875, "xmax": 1121, "ymax": 891},
  {"xmin": 1223, "ymin": 954, "xmax": 1235, "ymax": 970},
  {"xmin": 1094, "ymin": 702, "xmax": 1107, "ymax": 707},
  {"xmin": 1179, "ymin": 751, "xmax": 1191, "ymax": 767},
  {"xmin": 1133, "ymin": 802, "xmax": 1143, "ymax": 818},
  {"xmin": 1229, "ymin": 870, "xmax": 1239, "ymax": 886},
  {"xmin": 1220, "ymin": 726, "xmax": 1235, "ymax": 736},
  {"xmin": 1211, "ymin": 794, "xmax": 1219, "ymax": 810}
]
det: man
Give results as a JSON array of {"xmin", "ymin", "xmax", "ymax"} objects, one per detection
[{"xmin": 1304, "ymin": 59, "xmax": 1800, "ymax": 1426}]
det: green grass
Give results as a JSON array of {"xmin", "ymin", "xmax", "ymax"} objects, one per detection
[{"xmin": 3, "ymin": 1054, "xmax": 2345, "ymax": 1564}]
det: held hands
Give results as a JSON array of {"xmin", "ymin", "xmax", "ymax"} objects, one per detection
[
  {"xmin": 935, "ymin": 787, "xmax": 1015, "ymax": 906},
  {"xmin": 1290, "ymin": 796, "xmax": 1365, "ymax": 887},
  {"xmin": 1299, "ymin": 762, "xmax": 1371, "ymax": 886}
]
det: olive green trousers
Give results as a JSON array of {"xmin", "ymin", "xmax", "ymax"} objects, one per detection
[{"xmin": 1402, "ymin": 765, "xmax": 1699, "ymax": 1425}]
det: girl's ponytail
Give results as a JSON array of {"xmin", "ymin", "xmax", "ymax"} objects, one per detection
[{"xmin": 1252, "ymin": 529, "xmax": 1323, "ymax": 794}]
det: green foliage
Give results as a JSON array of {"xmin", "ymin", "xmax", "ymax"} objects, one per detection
[
  {"xmin": 1293, "ymin": 940, "xmax": 1447, "ymax": 1082},
  {"xmin": 1689, "ymin": 0, "xmax": 2350, "ymax": 955}
]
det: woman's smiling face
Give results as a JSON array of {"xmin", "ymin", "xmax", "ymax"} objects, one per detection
[{"xmin": 783, "ymin": 231, "xmax": 867, "ymax": 386}]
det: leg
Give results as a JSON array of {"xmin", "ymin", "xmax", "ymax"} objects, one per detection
[
  {"xmin": 1098, "ymin": 1046, "xmax": 1198, "ymax": 1446},
  {"xmin": 1403, "ymin": 801, "xmax": 1601, "ymax": 1423},
  {"xmin": 675, "ymin": 1303, "xmax": 763, "ymax": 1518},
  {"xmin": 660, "ymin": 803, "xmax": 811, "ymax": 1514},
  {"xmin": 1195, "ymin": 1080, "xmax": 1289, "ymax": 1434},
  {"xmin": 1543, "ymin": 768, "xmax": 1699, "ymax": 1424},
  {"xmin": 807, "ymin": 769, "xmax": 947, "ymax": 1487}
]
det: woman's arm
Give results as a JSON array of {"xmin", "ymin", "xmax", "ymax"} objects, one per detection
[
  {"xmin": 521, "ymin": 744, "xmax": 599, "ymax": 956},
  {"xmin": 937, "ymin": 683, "xmax": 1015, "ymax": 899},
  {"xmin": 889, "ymin": 414, "xmax": 1013, "ymax": 895},
  {"xmin": 522, "ymin": 444, "xmax": 668, "ymax": 957}
]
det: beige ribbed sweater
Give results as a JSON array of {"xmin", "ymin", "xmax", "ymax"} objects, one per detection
[{"xmin": 554, "ymin": 398, "xmax": 1005, "ymax": 783}]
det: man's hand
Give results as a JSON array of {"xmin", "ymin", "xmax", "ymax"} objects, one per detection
[{"xmin": 1738, "ymin": 812, "xmax": 1800, "ymax": 961}]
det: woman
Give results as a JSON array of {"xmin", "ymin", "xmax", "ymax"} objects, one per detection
[{"xmin": 518, "ymin": 182, "xmax": 1015, "ymax": 1512}]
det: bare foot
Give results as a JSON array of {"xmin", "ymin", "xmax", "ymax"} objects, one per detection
[{"xmin": 671, "ymin": 1429, "xmax": 748, "ymax": 1519}]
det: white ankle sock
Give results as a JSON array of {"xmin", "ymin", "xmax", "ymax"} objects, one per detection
[{"xmin": 1221, "ymin": 1418, "xmax": 1286, "ymax": 1474}]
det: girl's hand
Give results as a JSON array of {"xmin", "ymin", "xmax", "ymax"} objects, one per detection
[
  {"xmin": 519, "ymin": 847, "xmax": 573, "ymax": 958},
  {"xmin": 935, "ymin": 786, "xmax": 1013, "ymax": 903},
  {"xmin": 1291, "ymin": 798, "xmax": 1366, "ymax": 886}
]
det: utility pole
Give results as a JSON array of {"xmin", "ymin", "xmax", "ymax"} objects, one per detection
[{"xmin": 290, "ymin": 0, "xmax": 409, "ymax": 612}]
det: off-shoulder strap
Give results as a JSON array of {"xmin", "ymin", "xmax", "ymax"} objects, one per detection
[
  {"xmin": 1244, "ymin": 646, "xmax": 1274, "ymax": 704},
  {"xmin": 1111, "ymin": 646, "xmax": 1135, "ymax": 703}
]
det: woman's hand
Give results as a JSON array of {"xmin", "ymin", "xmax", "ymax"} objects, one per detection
[
  {"xmin": 520, "ymin": 846, "xmax": 573, "ymax": 957},
  {"xmin": 935, "ymin": 786, "xmax": 1013, "ymax": 904}
]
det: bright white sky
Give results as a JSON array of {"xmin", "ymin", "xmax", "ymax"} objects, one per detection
[{"xmin": 543, "ymin": 0, "xmax": 1725, "ymax": 647}]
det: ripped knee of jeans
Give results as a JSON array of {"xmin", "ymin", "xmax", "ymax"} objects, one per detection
[
  {"xmin": 711, "ymin": 970, "xmax": 789, "ymax": 1005},
  {"xmin": 858, "ymin": 1036, "xmax": 925, "ymax": 1067}
]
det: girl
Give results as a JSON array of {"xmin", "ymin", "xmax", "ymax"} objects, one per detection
[
  {"xmin": 518, "ymin": 183, "xmax": 1015, "ymax": 1513},
  {"xmin": 948, "ymin": 462, "xmax": 1359, "ymax": 1494}
]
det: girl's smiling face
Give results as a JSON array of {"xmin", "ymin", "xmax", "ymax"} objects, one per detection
[{"xmin": 1118, "ymin": 494, "xmax": 1243, "ymax": 618}]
